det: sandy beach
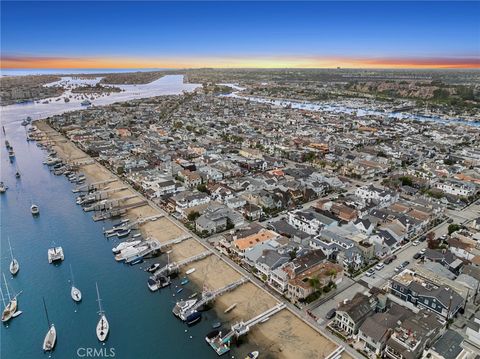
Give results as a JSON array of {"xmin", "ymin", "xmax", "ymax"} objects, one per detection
[{"xmin": 35, "ymin": 120, "xmax": 341, "ymax": 359}]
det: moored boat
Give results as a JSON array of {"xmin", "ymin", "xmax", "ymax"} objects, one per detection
[
  {"xmin": 147, "ymin": 275, "xmax": 171, "ymax": 292},
  {"xmin": 95, "ymin": 283, "xmax": 109, "ymax": 342},
  {"xmin": 31, "ymin": 204, "xmax": 39, "ymax": 215},
  {"xmin": 245, "ymin": 351, "xmax": 260, "ymax": 359},
  {"xmin": 112, "ymin": 240, "xmax": 141, "ymax": 254},
  {"xmin": 0, "ymin": 182, "xmax": 7, "ymax": 193},
  {"xmin": 1, "ymin": 274, "xmax": 19, "ymax": 323},
  {"xmin": 70, "ymin": 265, "xmax": 82, "ymax": 302},
  {"xmin": 48, "ymin": 246, "xmax": 64, "ymax": 263},
  {"xmin": 8, "ymin": 238, "xmax": 19, "ymax": 276},
  {"xmin": 185, "ymin": 268, "xmax": 196, "ymax": 275},
  {"xmin": 42, "ymin": 298, "xmax": 56, "ymax": 352}
]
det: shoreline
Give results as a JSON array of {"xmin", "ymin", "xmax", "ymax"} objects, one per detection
[{"xmin": 34, "ymin": 120, "xmax": 345, "ymax": 359}]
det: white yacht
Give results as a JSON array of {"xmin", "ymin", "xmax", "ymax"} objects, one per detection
[
  {"xmin": 8, "ymin": 238, "xmax": 19, "ymax": 276},
  {"xmin": 95, "ymin": 283, "xmax": 109, "ymax": 342},
  {"xmin": 42, "ymin": 298, "xmax": 56, "ymax": 352},
  {"xmin": 114, "ymin": 245, "xmax": 147, "ymax": 262},
  {"xmin": 112, "ymin": 240, "xmax": 141, "ymax": 254},
  {"xmin": 48, "ymin": 246, "xmax": 64, "ymax": 263},
  {"xmin": 31, "ymin": 204, "xmax": 40, "ymax": 215},
  {"xmin": 172, "ymin": 299, "xmax": 197, "ymax": 318}
]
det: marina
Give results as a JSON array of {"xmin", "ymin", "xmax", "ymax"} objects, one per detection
[{"xmin": 0, "ymin": 121, "xmax": 231, "ymax": 358}]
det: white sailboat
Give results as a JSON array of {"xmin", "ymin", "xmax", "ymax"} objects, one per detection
[
  {"xmin": 1, "ymin": 274, "xmax": 18, "ymax": 323},
  {"xmin": 70, "ymin": 265, "xmax": 82, "ymax": 302},
  {"xmin": 42, "ymin": 298, "xmax": 56, "ymax": 352},
  {"xmin": 95, "ymin": 283, "xmax": 109, "ymax": 342},
  {"xmin": 8, "ymin": 238, "xmax": 19, "ymax": 276}
]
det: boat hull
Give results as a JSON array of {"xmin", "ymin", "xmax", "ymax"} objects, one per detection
[
  {"xmin": 96, "ymin": 314, "xmax": 109, "ymax": 342},
  {"xmin": 43, "ymin": 324, "xmax": 57, "ymax": 352}
]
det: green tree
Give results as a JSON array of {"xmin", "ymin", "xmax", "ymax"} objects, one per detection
[
  {"xmin": 187, "ymin": 211, "xmax": 200, "ymax": 222},
  {"xmin": 448, "ymin": 224, "xmax": 461, "ymax": 235}
]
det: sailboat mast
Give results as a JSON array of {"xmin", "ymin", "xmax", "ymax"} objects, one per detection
[
  {"xmin": 8, "ymin": 237, "xmax": 14, "ymax": 260},
  {"xmin": 43, "ymin": 297, "xmax": 51, "ymax": 328},
  {"xmin": 2, "ymin": 273, "xmax": 11, "ymax": 300},
  {"xmin": 0, "ymin": 286, "xmax": 6, "ymax": 307},
  {"xmin": 70, "ymin": 264, "xmax": 75, "ymax": 286},
  {"xmin": 95, "ymin": 282, "xmax": 103, "ymax": 314}
]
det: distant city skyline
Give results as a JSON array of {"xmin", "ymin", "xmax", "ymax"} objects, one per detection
[{"xmin": 1, "ymin": 1, "xmax": 479, "ymax": 69}]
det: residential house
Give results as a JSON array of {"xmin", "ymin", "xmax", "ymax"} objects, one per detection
[{"xmin": 334, "ymin": 293, "xmax": 376, "ymax": 335}]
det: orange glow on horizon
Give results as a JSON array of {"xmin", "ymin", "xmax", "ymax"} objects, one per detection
[{"xmin": 1, "ymin": 55, "xmax": 479, "ymax": 69}]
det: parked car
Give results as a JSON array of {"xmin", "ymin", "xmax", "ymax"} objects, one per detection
[
  {"xmin": 365, "ymin": 269, "xmax": 375, "ymax": 277},
  {"xmin": 412, "ymin": 240, "xmax": 420, "ymax": 246},
  {"xmin": 413, "ymin": 253, "xmax": 422, "ymax": 260},
  {"xmin": 419, "ymin": 235, "xmax": 427, "ymax": 242},
  {"xmin": 384, "ymin": 256, "xmax": 394, "ymax": 265},
  {"xmin": 325, "ymin": 308, "xmax": 336, "ymax": 320},
  {"xmin": 420, "ymin": 248, "xmax": 426, "ymax": 255},
  {"xmin": 447, "ymin": 218, "xmax": 454, "ymax": 223},
  {"xmin": 375, "ymin": 262, "xmax": 385, "ymax": 271},
  {"xmin": 402, "ymin": 261, "xmax": 410, "ymax": 267},
  {"xmin": 325, "ymin": 308, "xmax": 337, "ymax": 319}
]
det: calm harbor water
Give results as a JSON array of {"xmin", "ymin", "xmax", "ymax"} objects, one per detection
[{"xmin": 0, "ymin": 121, "xmax": 229, "ymax": 357}]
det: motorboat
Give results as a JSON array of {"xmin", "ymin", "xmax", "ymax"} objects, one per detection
[
  {"xmin": 145, "ymin": 263, "xmax": 161, "ymax": 273},
  {"xmin": 245, "ymin": 351, "xmax": 260, "ymax": 359},
  {"xmin": 48, "ymin": 247, "xmax": 64, "ymax": 263},
  {"xmin": 95, "ymin": 283, "xmax": 109, "ymax": 342},
  {"xmin": 147, "ymin": 275, "xmax": 171, "ymax": 292},
  {"xmin": 0, "ymin": 182, "xmax": 7, "ymax": 193},
  {"xmin": 114, "ymin": 245, "xmax": 147, "ymax": 262},
  {"xmin": 172, "ymin": 299, "xmax": 197, "ymax": 317},
  {"xmin": 112, "ymin": 240, "xmax": 141, "ymax": 254},
  {"xmin": 186, "ymin": 311, "xmax": 201, "ymax": 326},
  {"xmin": 116, "ymin": 229, "xmax": 131, "ymax": 238},
  {"xmin": 31, "ymin": 204, "xmax": 40, "ymax": 215},
  {"xmin": 185, "ymin": 268, "xmax": 196, "ymax": 275}
]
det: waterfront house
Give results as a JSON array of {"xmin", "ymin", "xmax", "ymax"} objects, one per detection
[{"xmin": 334, "ymin": 293, "xmax": 376, "ymax": 336}]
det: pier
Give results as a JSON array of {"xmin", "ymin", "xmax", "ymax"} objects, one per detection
[
  {"xmin": 153, "ymin": 251, "xmax": 212, "ymax": 277},
  {"xmin": 207, "ymin": 303, "xmax": 286, "ymax": 355},
  {"xmin": 120, "ymin": 214, "xmax": 164, "ymax": 230},
  {"xmin": 178, "ymin": 277, "xmax": 249, "ymax": 320},
  {"xmin": 325, "ymin": 346, "xmax": 345, "ymax": 359},
  {"xmin": 91, "ymin": 200, "xmax": 147, "ymax": 221},
  {"xmin": 72, "ymin": 178, "xmax": 117, "ymax": 193},
  {"xmin": 78, "ymin": 186, "xmax": 128, "ymax": 205},
  {"xmin": 156, "ymin": 234, "xmax": 190, "ymax": 251},
  {"xmin": 83, "ymin": 194, "xmax": 137, "ymax": 212}
]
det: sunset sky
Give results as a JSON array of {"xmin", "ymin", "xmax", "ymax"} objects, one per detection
[{"xmin": 1, "ymin": 1, "xmax": 479, "ymax": 69}]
